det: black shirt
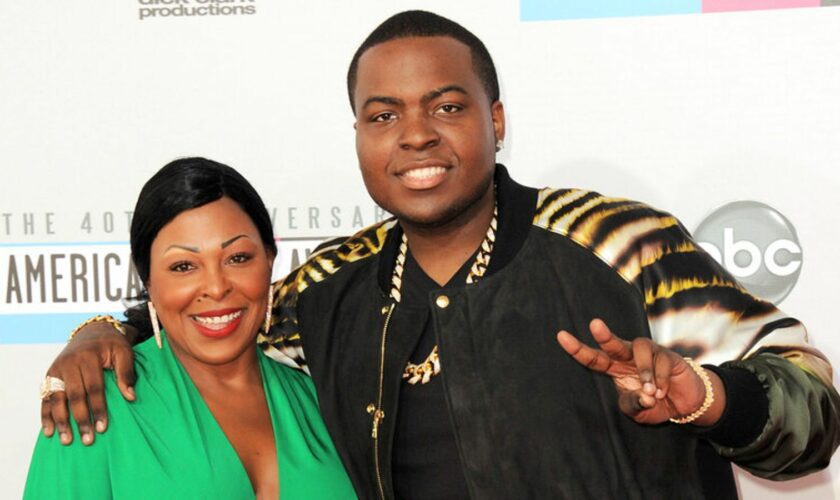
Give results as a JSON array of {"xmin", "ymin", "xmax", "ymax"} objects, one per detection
[{"xmin": 391, "ymin": 250, "xmax": 472, "ymax": 500}]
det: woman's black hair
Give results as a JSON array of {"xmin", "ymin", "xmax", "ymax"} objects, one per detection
[{"xmin": 124, "ymin": 157, "xmax": 276, "ymax": 334}]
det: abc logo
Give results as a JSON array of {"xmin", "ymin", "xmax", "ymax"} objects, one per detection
[{"xmin": 694, "ymin": 201, "xmax": 802, "ymax": 305}]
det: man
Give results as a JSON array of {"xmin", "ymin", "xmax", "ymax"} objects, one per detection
[{"xmin": 42, "ymin": 10, "xmax": 840, "ymax": 499}]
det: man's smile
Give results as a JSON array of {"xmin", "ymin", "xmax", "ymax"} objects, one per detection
[{"xmin": 396, "ymin": 160, "xmax": 451, "ymax": 190}]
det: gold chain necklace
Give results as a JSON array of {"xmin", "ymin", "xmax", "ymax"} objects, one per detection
[{"xmin": 391, "ymin": 200, "xmax": 498, "ymax": 385}]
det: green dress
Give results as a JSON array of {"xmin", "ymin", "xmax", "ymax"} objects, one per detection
[{"xmin": 24, "ymin": 333, "xmax": 356, "ymax": 499}]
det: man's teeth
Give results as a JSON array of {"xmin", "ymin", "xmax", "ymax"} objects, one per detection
[
  {"xmin": 194, "ymin": 310, "xmax": 243, "ymax": 327},
  {"xmin": 403, "ymin": 166, "xmax": 446, "ymax": 180}
]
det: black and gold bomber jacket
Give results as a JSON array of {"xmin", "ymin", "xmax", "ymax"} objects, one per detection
[{"xmin": 260, "ymin": 165, "xmax": 840, "ymax": 499}]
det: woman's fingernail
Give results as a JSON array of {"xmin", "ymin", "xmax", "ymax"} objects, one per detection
[
  {"xmin": 95, "ymin": 420, "xmax": 106, "ymax": 433},
  {"xmin": 60, "ymin": 433, "xmax": 71, "ymax": 444},
  {"xmin": 643, "ymin": 382, "xmax": 655, "ymax": 394},
  {"xmin": 82, "ymin": 432, "xmax": 92, "ymax": 445}
]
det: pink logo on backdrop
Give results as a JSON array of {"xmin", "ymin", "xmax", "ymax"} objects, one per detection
[{"xmin": 703, "ymin": 0, "xmax": 820, "ymax": 13}]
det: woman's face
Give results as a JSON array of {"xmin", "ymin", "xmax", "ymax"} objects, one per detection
[{"xmin": 146, "ymin": 197, "xmax": 273, "ymax": 366}]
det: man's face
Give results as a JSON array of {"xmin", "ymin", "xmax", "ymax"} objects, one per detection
[{"xmin": 353, "ymin": 36, "xmax": 504, "ymax": 228}]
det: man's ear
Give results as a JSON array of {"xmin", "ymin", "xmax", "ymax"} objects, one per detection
[{"xmin": 491, "ymin": 100, "xmax": 505, "ymax": 144}]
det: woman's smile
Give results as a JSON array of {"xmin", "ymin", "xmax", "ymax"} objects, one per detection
[{"xmin": 190, "ymin": 308, "xmax": 247, "ymax": 339}]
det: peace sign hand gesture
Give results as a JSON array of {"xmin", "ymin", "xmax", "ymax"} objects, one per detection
[{"xmin": 557, "ymin": 319, "xmax": 725, "ymax": 426}]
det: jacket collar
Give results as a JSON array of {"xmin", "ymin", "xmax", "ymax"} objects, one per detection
[{"xmin": 376, "ymin": 164, "xmax": 539, "ymax": 295}]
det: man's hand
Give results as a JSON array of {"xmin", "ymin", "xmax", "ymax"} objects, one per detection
[
  {"xmin": 557, "ymin": 319, "xmax": 725, "ymax": 426},
  {"xmin": 41, "ymin": 322, "xmax": 136, "ymax": 445}
]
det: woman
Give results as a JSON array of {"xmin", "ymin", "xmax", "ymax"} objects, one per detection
[{"xmin": 25, "ymin": 158, "xmax": 356, "ymax": 499}]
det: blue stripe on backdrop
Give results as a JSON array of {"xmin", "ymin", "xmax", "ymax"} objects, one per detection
[
  {"xmin": 520, "ymin": 0, "xmax": 702, "ymax": 20},
  {"xmin": 0, "ymin": 313, "xmax": 124, "ymax": 344}
]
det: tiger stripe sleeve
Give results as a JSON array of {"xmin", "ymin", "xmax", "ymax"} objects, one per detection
[
  {"xmin": 534, "ymin": 187, "xmax": 840, "ymax": 478},
  {"xmin": 259, "ymin": 220, "xmax": 396, "ymax": 373}
]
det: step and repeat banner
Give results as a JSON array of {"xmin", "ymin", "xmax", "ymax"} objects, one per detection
[{"xmin": 2, "ymin": 1, "xmax": 839, "ymax": 497}]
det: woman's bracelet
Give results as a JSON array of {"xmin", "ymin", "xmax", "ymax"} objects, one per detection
[
  {"xmin": 68, "ymin": 315, "xmax": 127, "ymax": 341},
  {"xmin": 669, "ymin": 357, "xmax": 715, "ymax": 425}
]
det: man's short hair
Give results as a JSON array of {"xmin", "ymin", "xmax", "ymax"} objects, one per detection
[{"xmin": 346, "ymin": 10, "xmax": 500, "ymax": 114}]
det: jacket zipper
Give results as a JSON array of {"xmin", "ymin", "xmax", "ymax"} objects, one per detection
[{"xmin": 368, "ymin": 302, "xmax": 395, "ymax": 500}]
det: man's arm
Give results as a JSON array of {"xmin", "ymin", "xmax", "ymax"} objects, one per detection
[
  {"xmin": 700, "ymin": 352, "xmax": 840, "ymax": 479},
  {"xmin": 40, "ymin": 321, "xmax": 139, "ymax": 445},
  {"xmin": 632, "ymin": 212, "xmax": 840, "ymax": 478},
  {"xmin": 536, "ymin": 189, "xmax": 840, "ymax": 478},
  {"xmin": 557, "ymin": 319, "xmax": 840, "ymax": 478}
]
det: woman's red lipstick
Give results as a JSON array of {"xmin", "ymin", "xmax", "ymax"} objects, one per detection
[{"xmin": 191, "ymin": 308, "xmax": 245, "ymax": 339}]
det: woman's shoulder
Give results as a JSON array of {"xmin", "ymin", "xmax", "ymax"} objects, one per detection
[
  {"xmin": 259, "ymin": 351, "xmax": 322, "ymax": 407},
  {"xmin": 100, "ymin": 336, "xmax": 177, "ymax": 412},
  {"xmin": 105, "ymin": 336, "xmax": 162, "ymax": 382}
]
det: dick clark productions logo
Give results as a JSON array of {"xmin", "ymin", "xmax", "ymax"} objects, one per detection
[{"xmin": 693, "ymin": 201, "xmax": 802, "ymax": 305}]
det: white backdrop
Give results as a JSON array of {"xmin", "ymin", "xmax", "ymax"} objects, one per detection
[{"xmin": 2, "ymin": 1, "xmax": 839, "ymax": 498}]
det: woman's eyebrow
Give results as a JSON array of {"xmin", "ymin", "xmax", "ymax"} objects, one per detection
[
  {"xmin": 221, "ymin": 234, "xmax": 249, "ymax": 248},
  {"xmin": 163, "ymin": 234, "xmax": 250, "ymax": 253}
]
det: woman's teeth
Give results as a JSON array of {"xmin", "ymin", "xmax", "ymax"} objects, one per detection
[{"xmin": 193, "ymin": 310, "xmax": 243, "ymax": 327}]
